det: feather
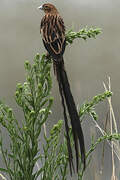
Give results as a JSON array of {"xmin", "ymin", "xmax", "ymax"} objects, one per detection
[{"xmin": 40, "ymin": 14, "xmax": 66, "ymax": 59}]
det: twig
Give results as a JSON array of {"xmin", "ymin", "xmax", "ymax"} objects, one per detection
[{"xmin": 0, "ymin": 173, "xmax": 7, "ymax": 180}]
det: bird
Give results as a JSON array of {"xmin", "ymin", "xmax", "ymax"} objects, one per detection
[{"xmin": 38, "ymin": 3, "xmax": 86, "ymax": 174}]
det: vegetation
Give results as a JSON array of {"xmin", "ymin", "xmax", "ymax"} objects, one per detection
[{"xmin": 0, "ymin": 28, "xmax": 119, "ymax": 180}]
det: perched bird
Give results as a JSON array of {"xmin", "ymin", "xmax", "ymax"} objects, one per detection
[{"xmin": 38, "ymin": 3, "xmax": 86, "ymax": 174}]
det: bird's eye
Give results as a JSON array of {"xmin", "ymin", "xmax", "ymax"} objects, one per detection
[{"xmin": 44, "ymin": 5, "xmax": 51, "ymax": 11}]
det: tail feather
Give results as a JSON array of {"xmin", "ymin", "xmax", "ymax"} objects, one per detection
[
  {"xmin": 53, "ymin": 58, "xmax": 86, "ymax": 173},
  {"xmin": 57, "ymin": 71, "xmax": 74, "ymax": 175}
]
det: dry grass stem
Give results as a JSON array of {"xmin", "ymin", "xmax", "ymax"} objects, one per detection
[
  {"xmin": 0, "ymin": 174, "xmax": 7, "ymax": 180},
  {"xmin": 103, "ymin": 77, "xmax": 120, "ymax": 180}
]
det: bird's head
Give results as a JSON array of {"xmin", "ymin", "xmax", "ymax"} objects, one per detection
[{"xmin": 38, "ymin": 3, "xmax": 58, "ymax": 14}]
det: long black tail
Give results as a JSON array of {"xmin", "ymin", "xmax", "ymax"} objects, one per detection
[{"xmin": 53, "ymin": 58, "xmax": 86, "ymax": 173}]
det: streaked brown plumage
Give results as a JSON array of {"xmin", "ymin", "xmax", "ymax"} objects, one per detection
[
  {"xmin": 38, "ymin": 3, "xmax": 86, "ymax": 174},
  {"xmin": 40, "ymin": 4, "xmax": 66, "ymax": 60}
]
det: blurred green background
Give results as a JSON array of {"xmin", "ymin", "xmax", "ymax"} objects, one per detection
[{"xmin": 0, "ymin": 0, "xmax": 120, "ymax": 179}]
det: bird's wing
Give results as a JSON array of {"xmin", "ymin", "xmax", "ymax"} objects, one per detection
[{"xmin": 40, "ymin": 15, "xmax": 66, "ymax": 58}]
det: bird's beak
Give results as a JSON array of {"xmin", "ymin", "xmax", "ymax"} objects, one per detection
[{"xmin": 38, "ymin": 5, "xmax": 43, "ymax": 10}]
